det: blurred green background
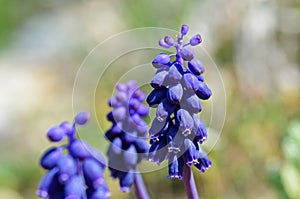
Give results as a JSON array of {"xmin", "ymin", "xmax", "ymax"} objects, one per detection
[{"xmin": 0, "ymin": 0, "xmax": 299, "ymax": 198}]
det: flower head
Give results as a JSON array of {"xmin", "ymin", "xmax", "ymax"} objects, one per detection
[
  {"xmin": 106, "ymin": 81, "xmax": 149, "ymax": 192},
  {"xmin": 148, "ymin": 24, "xmax": 212, "ymax": 179},
  {"xmin": 37, "ymin": 112, "xmax": 110, "ymax": 199}
]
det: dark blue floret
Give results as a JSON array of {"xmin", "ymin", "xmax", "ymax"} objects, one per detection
[
  {"xmin": 147, "ymin": 24, "xmax": 212, "ymax": 179},
  {"xmin": 37, "ymin": 112, "xmax": 110, "ymax": 199},
  {"xmin": 105, "ymin": 81, "xmax": 149, "ymax": 192}
]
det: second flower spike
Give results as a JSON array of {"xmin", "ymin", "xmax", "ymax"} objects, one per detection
[{"xmin": 105, "ymin": 81, "xmax": 150, "ymax": 193}]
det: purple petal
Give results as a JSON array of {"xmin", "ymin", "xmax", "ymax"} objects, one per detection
[
  {"xmin": 189, "ymin": 34, "xmax": 202, "ymax": 46},
  {"xmin": 40, "ymin": 147, "xmax": 64, "ymax": 170},
  {"xmin": 195, "ymin": 81, "xmax": 212, "ymax": 100},
  {"xmin": 181, "ymin": 24, "xmax": 189, "ymax": 36},
  {"xmin": 47, "ymin": 126, "xmax": 65, "ymax": 142},
  {"xmin": 180, "ymin": 47, "xmax": 194, "ymax": 61},
  {"xmin": 146, "ymin": 88, "xmax": 167, "ymax": 107},
  {"xmin": 74, "ymin": 111, "xmax": 90, "ymax": 125},
  {"xmin": 188, "ymin": 59, "xmax": 205, "ymax": 75},
  {"xmin": 167, "ymin": 83, "xmax": 183, "ymax": 104}
]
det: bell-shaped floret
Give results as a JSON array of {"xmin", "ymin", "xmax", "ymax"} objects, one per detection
[
  {"xmin": 175, "ymin": 109, "xmax": 194, "ymax": 136},
  {"xmin": 183, "ymin": 139, "xmax": 199, "ymax": 166},
  {"xmin": 168, "ymin": 154, "xmax": 184, "ymax": 179},
  {"xmin": 57, "ymin": 155, "xmax": 77, "ymax": 184},
  {"xmin": 119, "ymin": 171, "xmax": 135, "ymax": 192},
  {"xmin": 195, "ymin": 81, "xmax": 212, "ymax": 100},
  {"xmin": 167, "ymin": 83, "xmax": 183, "ymax": 104},
  {"xmin": 146, "ymin": 88, "xmax": 167, "ymax": 107},
  {"xmin": 65, "ymin": 175, "xmax": 86, "ymax": 199},
  {"xmin": 83, "ymin": 158, "xmax": 105, "ymax": 189}
]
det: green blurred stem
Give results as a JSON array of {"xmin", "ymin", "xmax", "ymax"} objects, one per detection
[
  {"xmin": 183, "ymin": 164, "xmax": 199, "ymax": 199},
  {"xmin": 134, "ymin": 172, "xmax": 150, "ymax": 199}
]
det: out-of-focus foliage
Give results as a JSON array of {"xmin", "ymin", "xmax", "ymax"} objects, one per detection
[{"xmin": 0, "ymin": 0, "xmax": 299, "ymax": 199}]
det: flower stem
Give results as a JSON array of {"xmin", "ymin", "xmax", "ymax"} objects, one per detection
[
  {"xmin": 183, "ymin": 164, "xmax": 199, "ymax": 199},
  {"xmin": 134, "ymin": 171, "xmax": 150, "ymax": 199}
]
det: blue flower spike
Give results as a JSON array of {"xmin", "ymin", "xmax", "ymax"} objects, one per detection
[
  {"xmin": 147, "ymin": 24, "xmax": 212, "ymax": 182},
  {"xmin": 105, "ymin": 81, "xmax": 150, "ymax": 195},
  {"xmin": 37, "ymin": 112, "xmax": 110, "ymax": 199}
]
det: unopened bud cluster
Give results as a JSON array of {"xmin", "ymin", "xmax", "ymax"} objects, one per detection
[{"xmin": 105, "ymin": 81, "xmax": 149, "ymax": 192}]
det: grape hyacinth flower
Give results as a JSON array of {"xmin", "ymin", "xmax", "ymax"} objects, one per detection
[
  {"xmin": 147, "ymin": 25, "xmax": 212, "ymax": 198},
  {"xmin": 37, "ymin": 112, "xmax": 110, "ymax": 199},
  {"xmin": 105, "ymin": 81, "xmax": 150, "ymax": 198}
]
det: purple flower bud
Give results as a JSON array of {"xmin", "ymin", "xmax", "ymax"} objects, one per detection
[
  {"xmin": 151, "ymin": 70, "xmax": 168, "ymax": 89},
  {"xmin": 189, "ymin": 34, "xmax": 202, "ymax": 46},
  {"xmin": 181, "ymin": 93, "xmax": 202, "ymax": 114},
  {"xmin": 112, "ymin": 107, "xmax": 127, "ymax": 122},
  {"xmin": 168, "ymin": 154, "xmax": 184, "ymax": 179},
  {"xmin": 106, "ymin": 112, "xmax": 114, "ymax": 122},
  {"xmin": 146, "ymin": 88, "xmax": 167, "ymax": 107},
  {"xmin": 184, "ymin": 139, "xmax": 199, "ymax": 166},
  {"xmin": 167, "ymin": 83, "xmax": 183, "ymax": 104},
  {"xmin": 116, "ymin": 83, "xmax": 127, "ymax": 92},
  {"xmin": 133, "ymin": 89, "xmax": 146, "ymax": 102},
  {"xmin": 149, "ymin": 118, "xmax": 169, "ymax": 138},
  {"xmin": 164, "ymin": 35, "xmax": 175, "ymax": 46},
  {"xmin": 159, "ymin": 38, "xmax": 171, "ymax": 48},
  {"xmin": 156, "ymin": 99, "xmax": 176, "ymax": 122},
  {"xmin": 198, "ymin": 75, "xmax": 204, "ymax": 81},
  {"xmin": 122, "ymin": 131, "xmax": 138, "ymax": 146},
  {"xmin": 47, "ymin": 126, "xmax": 65, "ymax": 142},
  {"xmin": 59, "ymin": 121, "xmax": 74, "ymax": 136},
  {"xmin": 115, "ymin": 92, "xmax": 128, "ymax": 103},
  {"xmin": 107, "ymin": 137, "xmax": 122, "ymax": 155},
  {"xmin": 180, "ymin": 47, "xmax": 194, "ymax": 61},
  {"xmin": 126, "ymin": 80, "xmax": 138, "ymax": 90},
  {"xmin": 105, "ymin": 125, "xmax": 122, "ymax": 142},
  {"xmin": 166, "ymin": 64, "xmax": 183, "ymax": 84},
  {"xmin": 167, "ymin": 125, "xmax": 184, "ymax": 153},
  {"xmin": 123, "ymin": 145, "xmax": 138, "ymax": 167},
  {"xmin": 194, "ymin": 147, "xmax": 212, "ymax": 172},
  {"xmin": 136, "ymin": 104, "xmax": 149, "ymax": 116},
  {"xmin": 57, "ymin": 155, "xmax": 77, "ymax": 184},
  {"xmin": 87, "ymin": 187, "xmax": 111, "ymax": 199},
  {"xmin": 193, "ymin": 115, "xmax": 207, "ymax": 143},
  {"xmin": 152, "ymin": 54, "xmax": 170, "ymax": 68},
  {"xmin": 37, "ymin": 167, "xmax": 59, "ymax": 198},
  {"xmin": 40, "ymin": 147, "xmax": 64, "ymax": 170},
  {"xmin": 188, "ymin": 59, "xmax": 205, "ymax": 75},
  {"xmin": 119, "ymin": 171, "xmax": 135, "ymax": 192},
  {"xmin": 148, "ymin": 135, "xmax": 168, "ymax": 164},
  {"xmin": 69, "ymin": 140, "xmax": 91, "ymax": 159},
  {"xmin": 74, "ymin": 111, "xmax": 90, "ymax": 125},
  {"xmin": 129, "ymin": 98, "xmax": 140, "ymax": 110},
  {"xmin": 133, "ymin": 139, "xmax": 149, "ymax": 154},
  {"xmin": 83, "ymin": 158, "xmax": 105, "ymax": 189},
  {"xmin": 89, "ymin": 147, "xmax": 107, "ymax": 169},
  {"xmin": 108, "ymin": 155, "xmax": 125, "ymax": 174},
  {"xmin": 181, "ymin": 24, "xmax": 189, "ymax": 36},
  {"xmin": 195, "ymin": 81, "xmax": 212, "ymax": 100},
  {"xmin": 108, "ymin": 97, "xmax": 120, "ymax": 107},
  {"xmin": 176, "ymin": 109, "xmax": 194, "ymax": 136},
  {"xmin": 182, "ymin": 73, "xmax": 200, "ymax": 92},
  {"xmin": 65, "ymin": 175, "xmax": 86, "ymax": 199}
]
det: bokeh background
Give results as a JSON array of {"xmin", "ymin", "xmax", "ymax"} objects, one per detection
[{"xmin": 0, "ymin": 0, "xmax": 300, "ymax": 198}]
